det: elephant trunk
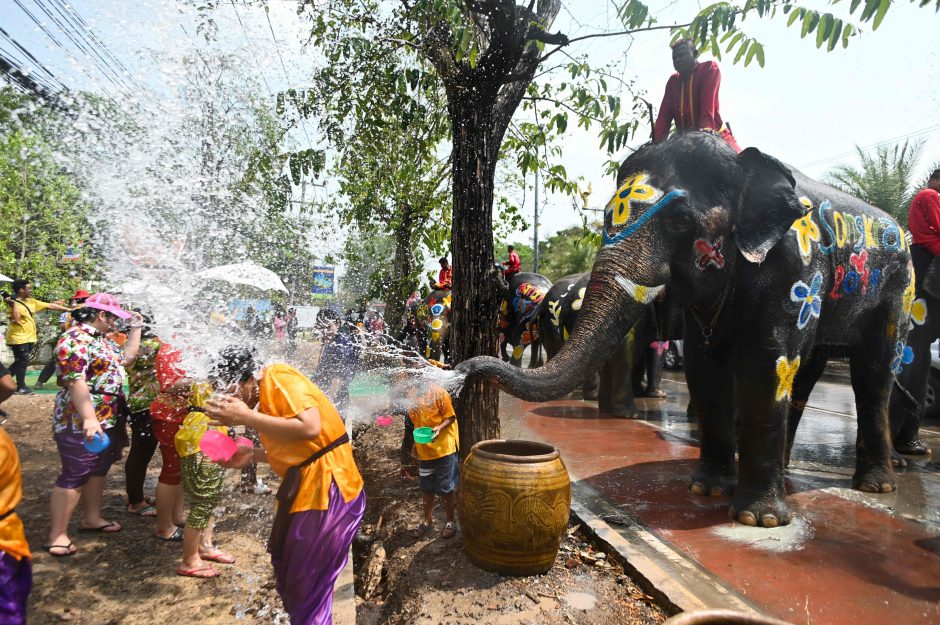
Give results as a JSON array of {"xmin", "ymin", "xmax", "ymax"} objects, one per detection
[{"xmin": 457, "ymin": 259, "xmax": 659, "ymax": 401}]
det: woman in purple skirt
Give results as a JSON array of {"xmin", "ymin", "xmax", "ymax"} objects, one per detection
[
  {"xmin": 206, "ymin": 348, "xmax": 365, "ymax": 625},
  {"xmin": 1, "ymin": 362, "xmax": 30, "ymax": 624}
]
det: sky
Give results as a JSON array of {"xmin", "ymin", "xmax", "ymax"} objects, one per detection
[{"xmin": 2, "ymin": 0, "xmax": 939, "ymax": 262}]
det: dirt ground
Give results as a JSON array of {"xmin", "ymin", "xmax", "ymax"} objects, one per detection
[
  {"xmin": 6, "ymin": 390, "xmax": 668, "ymax": 625},
  {"xmin": 351, "ymin": 419, "xmax": 668, "ymax": 625}
]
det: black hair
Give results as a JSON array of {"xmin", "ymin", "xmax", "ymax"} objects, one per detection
[
  {"xmin": 439, "ymin": 257, "xmax": 448, "ymax": 264},
  {"xmin": 671, "ymin": 38, "xmax": 699, "ymax": 57},
  {"xmin": 508, "ymin": 245, "xmax": 514, "ymax": 251},
  {"xmin": 71, "ymin": 306, "xmax": 100, "ymax": 324},
  {"xmin": 11, "ymin": 279, "xmax": 29, "ymax": 295},
  {"xmin": 212, "ymin": 346, "xmax": 257, "ymax": 384},
  {"xmin": 930, "ymin": 169, "xmax": 940, "ymax": 181}
]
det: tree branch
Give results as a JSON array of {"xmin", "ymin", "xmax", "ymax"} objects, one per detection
[{"xmin": 537, "ymin": 22, "xmax": 693, "ymax": 65}]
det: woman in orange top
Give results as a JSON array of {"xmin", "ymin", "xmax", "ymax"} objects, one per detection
[
  {"xmin": 0, "ymin": 425, "xmax": 31, "ymax": 624},
  {"xmin": 205, "ymin": 347, "xmax": 364, "ymax": 625}
]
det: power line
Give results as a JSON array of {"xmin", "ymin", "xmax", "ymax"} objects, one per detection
[
  {"xmin": 0, "ymin": 25, "xmax": 59, "ymax": 83},
  {"xmin": 229, "ymin": 0, "xmax": 274, "ymax": 95},
  {"xmin": 261, "ymin": 4, "xmax": 315, "ymax": 150},
  {"xmin": 800, "ymin": 124, "xmax": 940, "ymax": 170}
]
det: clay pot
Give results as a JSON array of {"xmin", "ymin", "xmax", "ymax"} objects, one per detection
[
  {"xmin": 664, "ymin": 610, "xmax": 795, "ymax": 625},
  {"xmin": 458, "ymin": 439, "xmax": 571, "ymax": 576}
]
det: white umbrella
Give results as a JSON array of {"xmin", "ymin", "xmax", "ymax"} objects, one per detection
[
  {"xmin": 197, "ymin": 261, "xmax": 288, "ymax": 292},
  {"xmin": 0, "ymin": 273, "xmax": 11, "ymax": 282}
]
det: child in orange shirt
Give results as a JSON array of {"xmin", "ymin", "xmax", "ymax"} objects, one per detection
[{"xmin": 395, "ymin": 375, "xmax": 459, "ymax": 540}]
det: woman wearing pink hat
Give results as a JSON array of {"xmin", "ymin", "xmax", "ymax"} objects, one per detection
[{"xmin": 43, "ymin": 293, "xmax": 144, "ymax": 557}]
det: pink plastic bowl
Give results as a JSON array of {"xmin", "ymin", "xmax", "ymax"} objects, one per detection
[
  {"xmin": 235, "ymin": 436, "xmax": 255, "ymax": 448},
  {"xmin": 375, "ymin": 415, "xmax": 394, "ymax": 427},
  {"xmin": 199, "ymin": 430, "xmax": 237, "ymax": 462}
]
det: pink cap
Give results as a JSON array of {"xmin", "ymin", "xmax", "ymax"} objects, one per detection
[{"xmin": 84, "ymin": 293, "xmax": 132, "ymax": 319}]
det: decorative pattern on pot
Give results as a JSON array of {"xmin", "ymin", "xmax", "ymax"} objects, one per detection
[{"xmin": 458, "ymin": 439, "xmax": 571, "ymax": 576}]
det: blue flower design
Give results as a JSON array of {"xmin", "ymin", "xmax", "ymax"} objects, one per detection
[
  {"xmin": 891, "ymin": 340, "xmax": 915, "ymax": 375},
  {"xmin": 790, "ymin": 272, "xmax": 823, "ymax": 330}
]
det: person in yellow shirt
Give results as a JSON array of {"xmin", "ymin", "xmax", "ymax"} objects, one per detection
[
  {"xmin": 205, "ymin": 347, "xmax": 364, "ymax": 625},
  {"xmin": 0, "ymin": 424, "xmax": 32, "ymax": 624},
  {"xmin": 393, "ymin": 373, "xmax": 459, "ymax": 540},
  {"xmin": 3, "ymin": 278, "xmax": 70, "ymax": 394}
]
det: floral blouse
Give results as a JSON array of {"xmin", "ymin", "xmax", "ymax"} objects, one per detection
[
  {"xmin": 53, "ymin": 324, "xmax": 128, "ymax": 434},
  {"xmin": 127, "ymin": 337, "xmax": 161, "ymax": 413}
]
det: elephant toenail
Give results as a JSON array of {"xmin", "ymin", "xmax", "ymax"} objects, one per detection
[
  {"xmin": 690, "ymin": 483, "xmax": 706, "ymax": 495},
  {"xmin": 881, "ymin": 483, "xmax": 895, "ymax": 492},
  {"xmin": 858, "ymin": 482, "xmax": 877, "ymax": 493},
  {"xmin": 709, "ymin": 487, "xmax": 724, "ymax": 497},
  {"xmin": 760, "ymin": 515, "xmax": 779, "ymax": 528},
  {"xmin": 737, "ymin": 511, "xmax": 757, "ymax": 526}
]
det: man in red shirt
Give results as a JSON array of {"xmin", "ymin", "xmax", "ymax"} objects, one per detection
[
  {"xmin": 653, "ymin": 39, "xmax": 740, "ymax": 153},
  {"xmin": 502, "ymin": 245, "xmax": 521, "ymax": 278},
  {"xmin": 895, "ymin": 169, "xmax": 940, "ymax": 458},
  {"xmin": 433, "ymin": 257, "xmax": 452, "ymax": 291}
]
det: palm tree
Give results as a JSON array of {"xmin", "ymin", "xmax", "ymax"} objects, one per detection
[{"xmin": 827, "ymin": 140, "xmax": 924, "ymax": 227}]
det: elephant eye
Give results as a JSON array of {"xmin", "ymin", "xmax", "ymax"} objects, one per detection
[{"xmin": 664, "ymin": 203, "xmax": 697, "ymax": 231}]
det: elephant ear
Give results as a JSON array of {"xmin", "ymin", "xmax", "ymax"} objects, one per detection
[{"xmin": 734, "ymin": 147, "xmax": 804, "ymax": 264}]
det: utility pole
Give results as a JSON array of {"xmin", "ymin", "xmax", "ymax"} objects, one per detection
[{"xmin": 533, "ymin": 167, "xmax": 539, "ymax": 274}]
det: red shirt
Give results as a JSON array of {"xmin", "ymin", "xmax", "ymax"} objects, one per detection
[
  {"xmin": 909, "ymin": 188, "xmax": 940, "ymax": 256},
  {"xmin": 654, "ymin": 61, "xmax": 725, "ymax": 142},
  {"xmin": 149, "ymin": 343, "xmax": 188, "ymax": 423},
  {"xmin": 437, "ymin": 267, "xmax": 452, "ymax": 289},
  {"xmin": 504, "ymin": 251, "xmax": 521, "ymax": 274}
]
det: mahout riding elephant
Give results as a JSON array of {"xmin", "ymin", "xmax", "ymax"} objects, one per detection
[
  {"xmin": 498, "ymin": 272, "xmax": 552, "ymax": 367},
  {"xmin": 460, "ymin": 131, "xmax": 914, "ymax": 527},
  {"xmin": 539, "ymin": 272, "xmax": 655, "ymax": 418},
  {"xmin": 414, "ymin": 288, "xmax": 452, "ymax": 363}
]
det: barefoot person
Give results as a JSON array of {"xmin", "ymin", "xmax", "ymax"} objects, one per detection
[
  {"xmin": 45, "ymin": 294, "xmax": 143, "ymax": 557},
  {"xmin": 206, "ymin": 347, "xmax": 364, "ymax": 625},
  {"xmin": 174, "ymin": 382, "xmax": 235, "ymax": 579}
]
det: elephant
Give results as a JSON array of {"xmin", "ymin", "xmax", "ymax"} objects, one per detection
[
  {"xmin": 414, "ymin": 288, "xmax": 452, "ymax": 363},
  {"xmin": 888, "ymin": 245, "xmax": 938, "ymax": 458},
  {"xmin": 540, "ymin": 272, "xmax": 665, "ymax": 417},
  {"xmin": 459, "ymin": 131, "xmax": 914, "ymax": 527},
  {"xmin": 498, "ymin": 272, "xmax": 552, "ymax": 367}
]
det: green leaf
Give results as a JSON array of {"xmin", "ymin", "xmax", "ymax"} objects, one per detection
[
  {"xmin": 801, "ymin": 11, "xmax": 814, "ymax": 37},
  {"xmin": 733, "ymin": 39, "xmax": 749, "ymax": 63},
  {"xmin": 842, "ymin": 23, "xmax": 853, "ymax": 48},
  {"xmin": 816, "ymin": 14, "xmax": 830, "ymax": 48},
  {"xmin": 744, "ymin": 42, "xmax": 758, "ymax": 66},
  {"xmin": 872, "ymin": 0, "xmax": 890, "ymax": 29},
  {"xmin": 754, "ymin": 42, "xmax": 765, "ymax": 67},
  {"xmin": 787, "ymin": 8, "xmax": 802, "ymax": 26},
  {"xmin": 827, "ymin": 20, "xmax": 843, "ymax": 51}
]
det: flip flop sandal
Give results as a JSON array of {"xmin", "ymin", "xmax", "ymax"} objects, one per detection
[
  {"xmin": 200, "ymin": 548, "xmax": 236, "ymax": 564},
  {"xmin": 43, "ymin": 542, "xmax": 77, "ymax": 557},
  {"xmin": 79, "ymin": 521, "xmax": 122, "ymax": 533},
  {"xmin": 177, "ymin": 565, "xmax": 220, "ymax": 579},
  {"xmin": 154, "ymin": 526, "xmax": 185, "ymax": 542},
  {"xmin": 411, "ymin": 522, "xmax": 433, "ymax": 538},
  {"xmin": 441, "ymin": 522, "xmax": 457, "ymax": 539},
  {"xmin": 127, "ymin": 504, "xmax": 157, "ymax": 517}
]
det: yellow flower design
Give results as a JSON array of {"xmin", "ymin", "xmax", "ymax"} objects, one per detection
[
  {"xmin": 443, "ymin": 295, "xmax": 452, "ymax": 307},
  {"xmin": 799, "ymin": 196, "xmax": 814, "ymax": 211},
  {"xmin": 902, "ymin": 271, "xmax": 916, "ymax": 317},
  {"xmin": 549, "ymin": 300, "xmax": 562, "ymax": 327},
  {"xmin": 790, "ymin": 215, "xmax": 820, "ymax": 262},
  {"xmin": 571, "ymin": 287, "xmax": 586, "ymax": 311},
  {"xmin": 607, "ymin": 173, "xmax": 659, "ymax": 226},
  {"xmin": 775, "ymin": 356, "xmax": 801, "ymax": 402},
  {"xmin": 911, "ymin": 298, "xmax": 927, "ymax": 326}
]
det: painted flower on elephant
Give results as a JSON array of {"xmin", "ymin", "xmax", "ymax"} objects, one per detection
[
  {"xmin": 612, "ymin": 274, "xmax": 665, "ymax": 305},
  {"xmin": 694, "ymin": 237, "xmax": 724, "ymax": 270},
  {"xmin": 775, "ymin": 356, "xmax": 801, "ymax": 402},
  {"xmin": 902, "ymin": 271, "xmax": 916, "ymax": 317},
  {"xmin": 790, "ymin": 214, "xmax": 820, "ymax": 264},
  {"xmin": 911, "ymin": 298, "xmax": 928, "ymax": 326},
  {"xmin": 606, "ymin": 173, "xmax": 660, "ymax": 227},
  {"xmin": 548, "ymin": 300, "xmax": 562, "ymax": 327},
  {"xmin": 790, "ymin": 272, "xmax": 823, "ymax": 330},
  {"xmin": 891, "ymin": 340, "xmax": 915, "ymax": 375},
  {"xmin": 571, "ymin": 287, "xmax": 586, "ymax": 311}
]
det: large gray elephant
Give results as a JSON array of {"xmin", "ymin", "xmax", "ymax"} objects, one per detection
[{"xmin": 460, "ymin": 131, "xmax": 914, "ymax": 527}]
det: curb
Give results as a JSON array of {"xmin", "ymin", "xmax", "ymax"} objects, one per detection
[
  {"xmin": 333, "ymin": 547, "xmax": 356, "ymax": 625},
  {"xmin": 569, "ymin": 480, "xmax": 762, "ymax": 616}
]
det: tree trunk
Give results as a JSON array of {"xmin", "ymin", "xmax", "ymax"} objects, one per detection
[
  {"xmin": 384, "ymin": 210, "xmax": 416, "ymax": 338},
  {"xmin": 450, "ymin": 92, "xmax": 503, "ymax": 454}
]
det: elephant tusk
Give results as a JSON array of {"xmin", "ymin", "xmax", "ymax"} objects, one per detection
[{"xmin": 613, "ymin": 273, "xmax": 665, "ymax": 304}]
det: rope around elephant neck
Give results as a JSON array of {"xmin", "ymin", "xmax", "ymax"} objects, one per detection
[{"xmin": 688, "ymin": 283, "xmax": 732, "ymax": 348}]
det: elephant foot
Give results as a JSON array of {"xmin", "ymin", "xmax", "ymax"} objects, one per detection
[
  {"xmin": 890, "ymin": 450, "xmax": 908, "ymax": 469},
  {"xmin": 689, "ymin": 464, "xmax": 736, "ymax": 497},
  {"xmin": 728, "ymin": 491, "xmax": 792, "ymax": 528},
  {"xmin": 583, "ymin": 389, "xmax": 599, "ymax": 401},
  {"xmin": 853, "ymin": 464, "xmax": 897, "ymax": 493},
  {"xmin": 605, "ymin": 404, "xmax": 640, "ymax": 419}
]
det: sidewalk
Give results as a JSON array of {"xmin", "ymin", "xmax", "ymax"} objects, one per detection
[{"xmin": 500, "ymin": 373, "xmax": 940, "ymax": 625}]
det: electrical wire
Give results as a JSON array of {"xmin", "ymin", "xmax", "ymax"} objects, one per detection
[
  {"xmin": 261, "ymin": 4, "xmax": 315, "ymax": 149},
  {"xmin": 229, "ymin": 0, "xmax": 274, "ymax": 95},
  {"xmin": 799, "ymin": 124, "xmax": 940, "ymax": 170}
]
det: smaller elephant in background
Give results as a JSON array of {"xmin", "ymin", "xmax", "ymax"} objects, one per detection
[
  {"xmin": 498, "ymin": 272, "xmax": 552, "ymax": 367},
  {"xmin": 539, "ymin": 272, "xmax": 655, "ymax": 418},
  {"xmin": 414, "ymin": 289, "xmax": 452, "ymax": 363}
]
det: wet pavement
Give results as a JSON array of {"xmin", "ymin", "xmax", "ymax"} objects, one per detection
[{"xmin": 499, "ymin": 370, "xmax": 940, "ymax": 625}]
